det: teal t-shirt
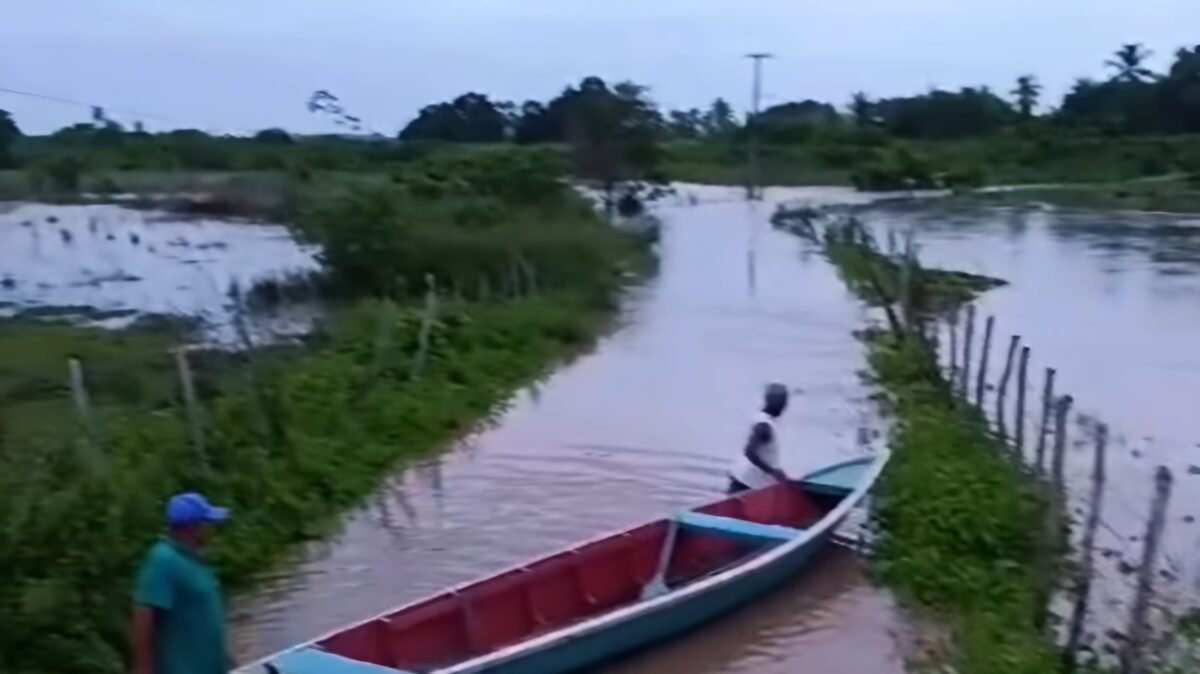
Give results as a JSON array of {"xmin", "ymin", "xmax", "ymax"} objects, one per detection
[{"xmin": 134, "ymin": 538, "xmax": 227, "ymax": 674}]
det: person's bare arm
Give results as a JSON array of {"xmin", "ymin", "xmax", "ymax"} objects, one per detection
[
  {"xmin": 132, "ymin": 606, "xmax": 156, "ymax": 674},
  {"xmin": 743, "ymin": 422, "xmax": 787, "ymax": 482}
]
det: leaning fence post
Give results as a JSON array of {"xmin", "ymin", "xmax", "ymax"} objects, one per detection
[
  {"xmin": 1052, "ymin": 395, "xmax": 1073, "ymax": 497},
  {"xmin": 948, "ymin": 309, "xmax": 959, "ymax": 388},
  {"xmin": 1015, "ymin": 346, "xmax": 1030, "ymax": 459},
  {"xmin": 1119, "ymin": 466, "xmax": 1174, "ymax": 674},
  {"xmin": 1063, "ymin": 423, "xmax": 1108, "ymax": 671},
  {"xmin": 174, "ymin": 349, "xmax": 209, "ymax": 474},
  {"xmin": 67, "ymin": 358, "xmax": 99, "ymax": 460},
  {"xmin": 410, "ymin": 274, "xmax": 438, "ymax": 380},
  {"xmin": 899, "ymin": 236, "xmax": 916, "ymax": 330},
  {"xmin": 996, "ymin": 335, "xmax": 1021, "ymax": 442},
  {"xmin": 1036, "ymin": 368, "xmax": 1057, "ymax": 476},
  {"xmin": 959, "ymin": 305, "xmax": 976, "ymax": 401},
  {"xmin": 975, "ymin": 316, "xmax": 995, "ymax": 407}
]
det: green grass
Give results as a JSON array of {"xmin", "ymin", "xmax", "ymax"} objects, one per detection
[
  {"xmin": 869, "ymin": 336, "xmax": 1056, "ymax": 674},
  {"xmin": 958, "ymin": 174, "xmax": 1200, "ymax": 214},
  {"xmin": 662, "ymin": 134, "xmax": 1200, "ymax": 190},
  {"xmin": 663, "ymin": 140, "xmax": 854, "ymax": 186}
]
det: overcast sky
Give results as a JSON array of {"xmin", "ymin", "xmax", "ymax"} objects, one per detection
[{"xmin": 1, "ymin": 0, "xmax": 1196, "ymax": 135}]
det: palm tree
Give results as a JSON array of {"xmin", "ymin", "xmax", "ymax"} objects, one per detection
[
  {"xmin": 1011, "ymin": 75, "xmax": 1042, "ymax": 118},
  {"xmin": 1106, "ymin": 43, "xmax": 1157, "ymax": 83}
]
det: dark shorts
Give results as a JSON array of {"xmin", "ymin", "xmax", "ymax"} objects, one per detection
[{"xmin": 727, "ymin": 477, "xmax": 752, "ymax": 494}]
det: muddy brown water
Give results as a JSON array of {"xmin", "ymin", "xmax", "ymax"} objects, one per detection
[
  {"xmin": 866, "ymin": 202, "xmax": 1200, "ymax": 638},
  {"xmin": 229, "ymin": 186, "xmax": 908, "ymax": 673}
]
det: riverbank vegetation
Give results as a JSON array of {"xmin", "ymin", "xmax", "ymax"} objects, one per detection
[
  {"xmin": 956, "ymin": 174, "xmax": 1200, "ymax": 214},
  {"xmin": 0, "ymin": 146, "xmax": 653, "ymax": 674},
  {"xmin": 788, "ymin": 216, "xmax": 1057, "ymax": 673}
]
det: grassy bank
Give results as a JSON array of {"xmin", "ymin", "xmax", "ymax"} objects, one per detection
[
  {"xmin": 664, "ymin": 135, "xmax": 1200, "ymax": 190},
  {"xmin": 792, "ymin": 216, "xmax": 1057, "ymax": 673},
  {"xmin": 958, "ymin": 174, "xmax": 1200, "ymax": 214},
  {"xmin": 869, "ymin": 336, "xmax": 1055, "ymax": 674},
  {"xmin": 0, "ymin": 148, "xmax": 651, "ymax": 674}
]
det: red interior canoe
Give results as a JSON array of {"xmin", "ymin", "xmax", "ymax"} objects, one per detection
[{"xmin": 239, "ymin": 454, "xmax": 887, "ymax": 674}]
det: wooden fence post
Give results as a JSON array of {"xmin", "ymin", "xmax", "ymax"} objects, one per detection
[
  {"xmin": 1034, "ymin": 393, "xmax": 1074, "ymax": 632},
  {"xmin": 1015, "ymin": 346, "xmax": 1030, "ymax": 459},
  {"xmin": 899, "ymin": 236, "xmax": 916, "ymax": 330},
  {"xmin": 948, "ymin": 310, "xmax": 959, "ymax": 388},
  {"xmin": 960, "ymin": 305, "xmax": 976, "ymax": 400},
  {"xmin": 1119, "ymin": 466, "xmax": 1174, "ymax": 674},
  {"xmin": 366, "ymin": 299, "xmax": 396, "ymax": 386},
  {"xmin": 975, "ymin": 315, "xmax": 995, "ymax": 407},
  {"xmin": 410, "ymin": 274, "xmax": 438, "ymax": 379},
  {"xmin": 1052, "ymin": 395, "xmax": 1073, "ymax": 497},
  {"xmin": 67, "ymin": 358, "xmax": 99, "ymax": 461},
  {"xmin": 174, "ymin": 349, "xmax": 209, "ymax": 474},
  {"xmin": 1036, "ymin": 368, "xmax": 1057, "ymax": 476},
  {"xmin": 1063, "ymin": 423, "xmax": 1108, "ymax": 671},
  {"xmin": 996, "ymin": 335, "xmax": 1021, "ymax": 441}
]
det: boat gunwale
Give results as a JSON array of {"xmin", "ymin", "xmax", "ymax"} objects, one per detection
[{"xmin": 237, "ymin": 452, "xmax": 889, "ymax": 674}]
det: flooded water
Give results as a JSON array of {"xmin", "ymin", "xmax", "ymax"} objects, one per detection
[
  {"xmin": 0, "ymin": 202, "xmax": 318, "ymax": 339},
  {"xmin": 865, "ymin": 202, "xmax": 1200, "ymax": 632},
  {"xmin": 229, "ymin": 185, "xmax": 906, "ymax": 673}
]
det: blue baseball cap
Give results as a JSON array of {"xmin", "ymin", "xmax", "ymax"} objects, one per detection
[{"xmin": 166, "ymin": 492, "xmax": 230, "ymax": 527}]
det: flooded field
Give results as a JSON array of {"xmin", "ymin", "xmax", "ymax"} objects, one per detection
[
  {"xmin": 16, "ymin": 189, "xmax": 1197, "ymax": 668},
  {"xmin": 0, "ymin": 202, "xmax": 317, "ymax": 339},
  {"xmin": 228, "ymin": 186, "xmax": 906, "ymax": 672},
  {"xmin": 866, "ymin": 202, "xmax": 1200, "ymax": 630}
]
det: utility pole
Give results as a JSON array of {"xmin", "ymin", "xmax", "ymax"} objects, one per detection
[{"xmin": 746, "ymin": 52, "xmax": 773, "ymax": 201}]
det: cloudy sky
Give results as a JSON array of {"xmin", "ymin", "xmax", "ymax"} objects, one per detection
[{"xmin": 1, "ymin": 0, "xmax": 1196, "ymax": 135}]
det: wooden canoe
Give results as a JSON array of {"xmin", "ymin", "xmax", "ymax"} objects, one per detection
[{"xmin": 238, "ymin": 453, "xmax": 888, "ymax": 674}]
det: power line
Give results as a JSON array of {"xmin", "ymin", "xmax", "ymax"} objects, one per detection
[{"xmin": 0, "ymin": 83, "xmax": 222, "ymax": 132}]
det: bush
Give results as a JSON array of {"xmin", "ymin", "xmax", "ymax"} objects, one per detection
[
  {"xmin": 294, "ymin": 150, "xmax": 646, "ymax": 301},
  {"xmin": 851, "ymin": 147, "xmax": 938, "ymax": 191},
  {"xmin": 32, "ymin": 154, "xmax": 86, "ymax": 192}
]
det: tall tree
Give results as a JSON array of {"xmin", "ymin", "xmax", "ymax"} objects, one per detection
[
  {"xmin": 563, "ymin": 78, "xmax": 665, "ymax": 215},
  {"xmin": 1106, "ymin": 43, "xmax": 1157, "ymax": 83},
  {"xmin": 1011, "ymin": 75, "xmax": 1042, "ymax": 118},
  {"xmin": 0, "ymin": 109, "xmax": 21, "ymax": 168},
  {"xmin": 849, "ymin": 92, "xmax": 875, "ymax": 128},
  {"xmin": 667, "ymin": 109, "xmax": 704, "ymax": 139},
  {"xmin": 399, "ymin": 93, "xmax": 510, "ymax": 142},
  {"xmin": 702, "ymin": 98, "xmax": 738, "ymax": 136},
  {"xmin": 873, "ymin": 87, "xmax": 1016, "ymax": 139}
]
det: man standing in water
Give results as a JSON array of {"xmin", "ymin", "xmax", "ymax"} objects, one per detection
[
  {"xmin": 132, "ymin": 492, "xmax": 232, "ymax": 674},
  {"xmin": 728, "ymin": 383, "xmax": 791, "ymax": 493}
]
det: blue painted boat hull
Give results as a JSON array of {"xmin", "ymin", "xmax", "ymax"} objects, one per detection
[{"xmin": 474, "ymin": 533, "xmax": 826, "ymax": 674}]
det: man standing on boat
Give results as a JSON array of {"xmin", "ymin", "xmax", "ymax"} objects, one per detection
[
  {"xmin": 728, "ymin": 383, "xmax": 791, "ymax": 493},
  {"xmin": 132, "ymin": 492, "xmax": 232, "ymax": 674}
]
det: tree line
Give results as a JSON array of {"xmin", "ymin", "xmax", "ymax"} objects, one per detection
[{"xmin": 394, "ymin": 43, "xmax": 1200, "ymax": 144}]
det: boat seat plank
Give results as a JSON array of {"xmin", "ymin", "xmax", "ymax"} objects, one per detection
[
  {"xmin": 800, "ymin": 459, "xmax": 870, "ymax": 496},
  {"xmin": 268, "ymin": 647, "xmax": 414, "ymax": 674},
  {"xmin": 674, "ymin": 512, "xmax": 801, "ymax": 545}
]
